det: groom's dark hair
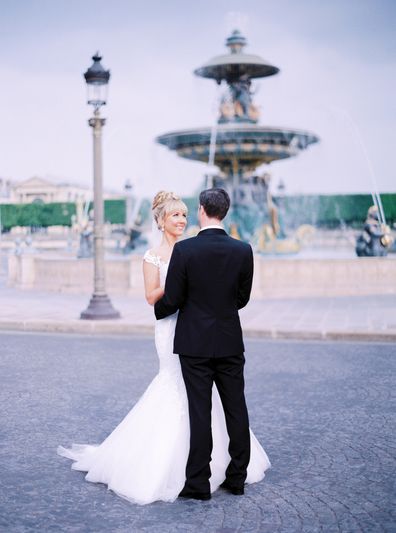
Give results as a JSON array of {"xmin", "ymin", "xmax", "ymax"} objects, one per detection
[{"xmin": 199, "ymin": 188, "xmax": 230, "ymax": 220}]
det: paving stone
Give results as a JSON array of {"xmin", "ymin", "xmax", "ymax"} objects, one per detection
[{"xmin": 0, "ymin": 334, "xmax": 395, "ymax": 532}]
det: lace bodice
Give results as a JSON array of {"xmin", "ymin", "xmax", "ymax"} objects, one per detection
[{"xmin": 143, "ymin": 250, "xmax": 169, "ymax": 288}]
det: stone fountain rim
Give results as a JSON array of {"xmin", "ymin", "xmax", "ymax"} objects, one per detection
[
  {"xmin": 157, "ymin": 124, "xmax": 320, "ymax": 142},
  {"xmin": 194, "ymin": 52, "xmax": 280, "ymax": 79}
]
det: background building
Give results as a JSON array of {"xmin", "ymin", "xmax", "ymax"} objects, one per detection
[
  {"xmin": 0, "ymin": 176, "xmax": 120, "ymax": 204},
  {"xmin": 0, "ymin": 178, "xmax": 12, "ymax": 200}
]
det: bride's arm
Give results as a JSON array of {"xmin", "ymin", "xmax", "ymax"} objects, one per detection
[{"xmin": 143, "ymin": 261, "xmax": 164, "ymax": 306}]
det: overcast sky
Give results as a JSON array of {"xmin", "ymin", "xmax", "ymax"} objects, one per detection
[{"xmin": 1, "ymin": 0, "xmax": 395, "ymax": 198}]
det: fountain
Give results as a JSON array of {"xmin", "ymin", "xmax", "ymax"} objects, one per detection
[{"xmin": 156, "ymin": 30, "xmax": 319, "ymax": 250}]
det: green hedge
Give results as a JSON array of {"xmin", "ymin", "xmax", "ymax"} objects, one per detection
[
  {"xmin": 275, "ymin": 193, "xmax": 396, "ymax": 228},
  {"xmin": 0, "ymin": 200, "xmax": 126, "ymax": 230},
  {"xmin": 381, "ymin": 194, "xmax": 396, "ymax": 223},
  {"xmin": 103, "ymin": 199, "xmax": 125, "ymax": 225},
  {"xmin": 1, "ymin": 194, "xmax": 394, "ymax": 230},
  {"xmin": 0, "ymin": 202, "xmax": 77, "ymax": 230}
]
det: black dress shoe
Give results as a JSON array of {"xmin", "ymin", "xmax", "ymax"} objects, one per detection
[
  {"xmin": 219, "ymin": 480, "xmax": 244, "ymax": 495},
  {"xmin": 178, "ymin": 489, "xmax": 211, "ymax": 501}
]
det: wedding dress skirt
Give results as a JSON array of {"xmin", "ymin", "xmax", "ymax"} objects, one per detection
[{"xmin": 58, "ymin": 253, "xmax": 270, "ymax": 504}]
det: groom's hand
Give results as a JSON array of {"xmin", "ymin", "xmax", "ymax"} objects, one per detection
[{"xmin": 154, "ymin": 296, "xmax": 171, "ymax": 320}]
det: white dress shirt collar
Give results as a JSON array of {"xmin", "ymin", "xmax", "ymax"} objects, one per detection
[{"xmin": 199, "ymin": 224, "xmax": 224, "ymax": 232}]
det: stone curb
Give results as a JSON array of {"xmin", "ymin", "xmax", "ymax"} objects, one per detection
[
  {"xmin": 0, "ymin": 319, "xmax": 154, "ymax": 336},
  {"xmin": 244, "ymin": 328, "xmax": 396, "ymax": 343},
  {"xmin": 0, "ymin": 319, "xmax": 395, "ymax": 342}
]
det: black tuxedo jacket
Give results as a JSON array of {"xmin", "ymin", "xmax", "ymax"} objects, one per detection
[{"xmin": 154, "ymin": 228, "xmax": 254, "ymax": 357}]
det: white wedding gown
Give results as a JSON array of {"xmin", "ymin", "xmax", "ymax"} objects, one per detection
[{"xmin": 57, "ymin": 251, "xmax": 270, "ymax": 504}]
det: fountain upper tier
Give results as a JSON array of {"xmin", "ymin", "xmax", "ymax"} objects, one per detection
[{"xmin": 194, "ymin": 30, "xmax": 279, "ymax": 82}]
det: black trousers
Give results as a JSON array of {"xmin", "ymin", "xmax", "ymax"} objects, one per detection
[{"xmin": 179, "ymin": 354, "xmax": 251, "ymax": 494}]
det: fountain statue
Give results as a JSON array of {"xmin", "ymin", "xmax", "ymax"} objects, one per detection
[
  {"xmin": 74, "ymin": 197, "xmax": 93, "ymax": 258},
  {"xmin": 355, "ymin": 205, "xmax": 393, "ymax": 257},
  {"xmin": 156, "ymin": 30, "xmax": 319, "ymax": 250},
  {"xmin": 122, "ymin": 180, "xmax": 149, "ymax": 253}
]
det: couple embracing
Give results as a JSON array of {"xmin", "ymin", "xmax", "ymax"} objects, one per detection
[{"xmin": 58, "ymin": 188, "xmax": 270, "ymax": 504}]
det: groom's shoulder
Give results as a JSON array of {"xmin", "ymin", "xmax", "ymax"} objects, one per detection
[
  {"xmin": 177, "ymin": 234, "xmax": 252, "ymax": 257},
  {"xmin": 228, "ymin": 236, "xmax": 252, "ymax": 252},
  {"xmin": 175, "ymin": 235, "xmax": 198, "ymax": 251}
]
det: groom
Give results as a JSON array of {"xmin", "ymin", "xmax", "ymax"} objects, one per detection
[{"xmin": 154, "ymin": 188, "xmax": 253, "ymax": 500}]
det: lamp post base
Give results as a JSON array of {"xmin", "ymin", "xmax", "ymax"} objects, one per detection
[{"xmin": 80, "ymin": 294, "xmax": 121, "ymax": 320}]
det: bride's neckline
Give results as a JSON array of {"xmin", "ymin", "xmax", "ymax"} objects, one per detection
[{"xmin": 146, "ymin": 249, "xmax": 170, "ymax": 265}]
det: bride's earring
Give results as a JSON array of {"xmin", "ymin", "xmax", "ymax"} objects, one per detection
[{"xmin": 161, "ymin": 226, "xmax": 165, "ymax": 232}]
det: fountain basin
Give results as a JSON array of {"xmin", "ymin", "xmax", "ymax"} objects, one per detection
[{"xmin": 157, "ymin": 124, "xmax": 319, "ymax": 171}]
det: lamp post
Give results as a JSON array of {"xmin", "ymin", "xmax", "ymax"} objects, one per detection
[{"xmin": 80, "ymin": 53, "xmax": 120, "ymax": 320}]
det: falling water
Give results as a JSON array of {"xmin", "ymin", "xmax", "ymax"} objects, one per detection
[
  {"xmin": 130, "ymin": 194, "xmax": 143, "ymax": 226},
  {"xmin": 206, "ymin": 83, "xmax": 223, "ymax": 188},
  {"xmin": 333, "ymin": 106, "xmax": 386, "ymax": 225},
  {"xmin": 207, "ymin": 123, "xmax": 218, "ymax": 186},
  {"xmin": 83, "ymin": 198, "xmax": 90, "ymax": 218}
]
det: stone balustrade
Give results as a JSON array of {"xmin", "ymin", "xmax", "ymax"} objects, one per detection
[{"xmin": 7, "ymin": 253, "xmax": 396, "ymax": 299}]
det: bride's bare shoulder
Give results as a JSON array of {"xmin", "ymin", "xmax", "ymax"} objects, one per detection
[{"xmin": 143, "ymin": 246, "xmax": 170, "ymax": 265}]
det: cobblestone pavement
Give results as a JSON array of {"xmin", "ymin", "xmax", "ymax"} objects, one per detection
[{"xmin": 0, "ymin": 333, "xmax": 395, "ymax": 532}]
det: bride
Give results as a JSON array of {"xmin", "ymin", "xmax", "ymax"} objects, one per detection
[{"xmin": 57, "ymin": 191, "xmax": 270, "ymax": 505}]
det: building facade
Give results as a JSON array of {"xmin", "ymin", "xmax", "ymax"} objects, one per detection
[{"xmin": 0, "ymin": 176, "xmax": 119, "ymax": 204}]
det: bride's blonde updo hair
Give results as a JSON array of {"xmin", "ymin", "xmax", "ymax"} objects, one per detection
[{"xmin": 152, "ymin": 191, "xmax": 188, "ymax": 230}]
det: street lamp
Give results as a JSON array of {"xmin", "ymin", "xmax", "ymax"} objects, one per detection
[{"xmin": 80, "ymin": 53, "xmax": 120, "ymax": 320}]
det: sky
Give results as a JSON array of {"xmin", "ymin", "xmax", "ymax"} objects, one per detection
[{"xmin": 0, "ymin": 0, "xmax": 395, "ymax": 199}]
